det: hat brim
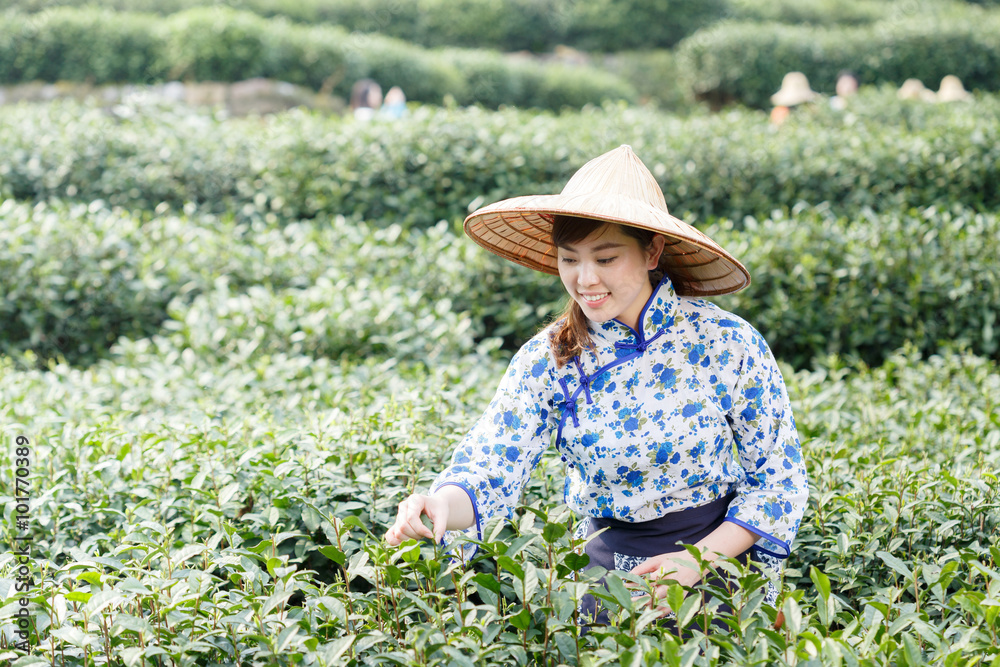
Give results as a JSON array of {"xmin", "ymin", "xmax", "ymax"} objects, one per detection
[
  {"xmin": 464, "ymin": 193, "xmax": 751, "ymax": 296},
  {"xmin": 770, "ymin": 89, "xmax": 819, "ymax": 107},
  {"xmin": 937, "ymin": 90, "xmax": 971, "ymax": 102}
]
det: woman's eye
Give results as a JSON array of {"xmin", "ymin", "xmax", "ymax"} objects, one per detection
[
  {"xmin": 597, "ymin": 257, "xmax": 617, "ymax": 265},
  {"xmin": 560, "ymin": 257, "xmax": 577, "ymax": 264}
]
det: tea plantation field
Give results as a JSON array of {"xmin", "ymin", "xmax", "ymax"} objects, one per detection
[{"xmin": 1, "ymin": 94, "xmax": 999, "ymax": 665}]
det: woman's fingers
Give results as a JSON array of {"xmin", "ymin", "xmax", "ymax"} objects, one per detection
[
  {"xmin": 630, "ymin": 586, "xmax": 674, "ymax": 617},
  {"xmin": 632, "ymin": 559, "xmax": 673, "ymax": 577},
  {"xmin": 630, "ymin": 557, "xmax": 662, "ymax": 576},
  {"xmin": 403, "ymin": 496, "xmax": 436, "ymax": 538},
  {"xmin": 396, "ymin": 496, "xmax": 434, "ymax": 540},
  {"xmin": 385, "ymin": 494, "xmax": 447, "ymax": 545},
  {"xmin": 632, "ymin": 553, "xmax": 704, "ymax": 587},
  {"xmin": 422, "ymin": 500, "xmax": 448, "ymax": 543}
]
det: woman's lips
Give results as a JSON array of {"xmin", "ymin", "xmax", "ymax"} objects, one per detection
[{"xmin": 580, "ymin": 292, "xmax": 610, "ymax": 308}]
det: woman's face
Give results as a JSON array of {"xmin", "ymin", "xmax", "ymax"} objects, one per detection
[{"xmin": 556, "ymin": 224, "xmax": 665, "ymax": 332}]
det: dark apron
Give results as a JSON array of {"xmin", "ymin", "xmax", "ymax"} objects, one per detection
[{"xmin": 579, "ymin": 492, "xmax": 750, "ymax": 629}]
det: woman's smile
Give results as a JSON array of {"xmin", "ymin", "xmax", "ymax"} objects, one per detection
[{"xmin": 580, "ymin": 292, "xmax": 610, "ymax": 305}]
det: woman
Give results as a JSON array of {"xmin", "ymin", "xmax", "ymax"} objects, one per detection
[{"xmin": 385, "ymin": 145, "xmax": 808, "ymax": 623}]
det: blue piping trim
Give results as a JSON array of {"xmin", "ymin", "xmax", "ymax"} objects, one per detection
[
  {"xmin": 598, "ymin": 350, "xmax": 641, "ymax": 372},
  {"xmin": 610, "ymin": 272, "xmax": 671, "ymax": 341},
  {"xmin": 573, "ymin": 357, "xmax": 593, "ymax": 404},
  {"xmin": 556, "ymin": 275, "xmax": 675, "ymax": 450},
  {"xmin": 724, "ymin": 516, "xmax": 791, "ymax": 559}
]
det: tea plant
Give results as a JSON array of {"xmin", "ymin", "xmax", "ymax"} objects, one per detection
[
  {"xmin": 2, "ymin": 198, "xmax": 998, "ymax": 368},
  {"xmin": 0, "ymin": 338, "xmax": 997, "ymax": 664},
  {"xmin": 0, "ymin": 6, "xmax": 637, "ymax": 110},
  {"xmin": 2, "ymin": 93, "xmax": 999, "ymax": 226}
]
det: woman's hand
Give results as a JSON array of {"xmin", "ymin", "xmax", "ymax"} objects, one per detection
[
  {"xmin": 384, "ymin": 485, "xmax": 475, "ymax": 547},
  {"xmin": 633, "ymin": 551, "xmax": 704, "ymax": 590},
  {"xmin": 631, "ymin": 522, "xmax": 759, "ymax": 616},
  {"xmin": 384, "ymin": 493, "xmax": 451, "ymax": 546},
  {"xmin": 628, "ymin": 551, "xmax": 704, "ymax": 615}
]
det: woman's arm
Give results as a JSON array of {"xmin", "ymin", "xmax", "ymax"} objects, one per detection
[
  {"xmin": 630, "ymin": 521, "xmax": 758, "ymax": 589},
  {"xmin": 389, "ymin": 336, "xmax": 556, "ymax": 554},
  {"xmin": 384, "ymin": 484, "xmax": 475, "ymax": 546}
]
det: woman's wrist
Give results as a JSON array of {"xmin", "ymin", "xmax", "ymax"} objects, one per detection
[
  {"xmin": 693, "ymin": 520, "xmax": 758, "ymax": 562},
  {"xmin": 431, "ymin": 484, "xmax": 475, "ymax": 531}
]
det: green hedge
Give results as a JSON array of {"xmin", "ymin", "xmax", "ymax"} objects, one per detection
[
  {"xmin": 0, "ymin": 201, "xmax": 171, "ymax": 365},
  {"xmin": 712, "ymin": 206, "xmax": 1000, "ymax": 369},
  {"xmin": 2, "ymin": 95, "xmax": 998, "ymax": 227},
  {"xmin": 677, "ymin": 9, "xmax": 1000, "ymax": 107},
  {"xmin": 724, "ymin": 0, "xmax": 888, "ymax": 25},
  {"xmin": 1, "ymin": 0, "xmax": 726, "ymax": 52},
  {"xmin": 0, "ymin": 200, "xmax": 557, "ymax": 366},
  {"xmin": 0, "ymin": 200, "xmax": 368, "ymax": 365},
  {"xmin": 2, "ymin": 198, "xmax": 996, "ymax": 370},
  {"xmin": 0, "ymin": 9, "xmax": 165, "ymax": 84},
  {"xmin": 554, "ymin": 0, "xmax": 726, "ymax": 51},
  {"xmin": 0, "ymin": 7, "xmax": 636, "ymax": 110},
  {"xmin": 598, "ymin": 50, "xmax": 695, "ymax": 110}
]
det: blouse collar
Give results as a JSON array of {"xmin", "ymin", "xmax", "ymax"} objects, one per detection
[{"xmin": 588, "ymin": 275, "xmax": 680, "ymax": 346}]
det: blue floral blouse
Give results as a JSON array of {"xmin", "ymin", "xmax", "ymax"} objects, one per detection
[{"xmin": 432, "ymin": 276, "xmax": 809, "ymax": 571}]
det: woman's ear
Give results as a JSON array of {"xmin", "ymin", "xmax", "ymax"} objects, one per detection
[{"xmin": 647, "ymin": 234, "xmax": 666, "ymax": 270}]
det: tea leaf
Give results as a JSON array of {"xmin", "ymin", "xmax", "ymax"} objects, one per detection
[
  {"xmin": 877, "ymin": 551, "xmax": 914, "ymax": 580},
  {"xmin": 318, "ymin": 545, "xmax": 345, "ymax": 565}
]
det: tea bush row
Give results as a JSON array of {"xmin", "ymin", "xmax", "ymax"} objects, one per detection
[
  {"xmin": 716, "ymin": 205, "xmax": 1000, "ymax": 368},
  {"xmin": 5, "ymin": 0, "xmax": 958, "ymax": 53},
  {"xmin": 1, "ymin": 0, "xmax": 726, "ymax": 52},
  {"xmin": 0, "ymin": 337, "xmax": 997, "ymax": 664},
  {"xmin": 0, "ymin": 7, "xmax": 636, "ymax": 110},
  {"xmin": 2, "ymin": 198, "xmax": 998, "ymax": 371},
  {"xmin": 162, "ymin": 205, "xmax": 1000, "ymax": 370},
  {"xmin": 0, "ymin": 200, "xmax": 557, "ymax": 366},
  {"xmin": 723, "ymin": 0, "xmax": 887, "ymax": 26},
  {"xmin": 677, "ymin": 8, "xmax": 1000, "ymax": 107},
  {"xmin": 3, "ymin": 94, "xmax": 999, "ymax": 226}
]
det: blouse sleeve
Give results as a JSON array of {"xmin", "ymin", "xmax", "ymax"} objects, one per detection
[
  {"xmin": 430, "ymin": 336, "xmax": 557, "ymax": 557},
  {"xmin": 723, "ymin": 324, "xmax": 809, "ymax": 560}
]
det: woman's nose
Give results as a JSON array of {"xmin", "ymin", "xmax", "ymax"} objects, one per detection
[{"xmin": 577, "ymin": 261, "xmax": 599, "ymax": 286}]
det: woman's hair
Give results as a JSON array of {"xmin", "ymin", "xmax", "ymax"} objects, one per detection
[
  {"xmin": 350, "ymin": 78, "xmax": 383, "ymax": 110},
  {"xmin": 548, "ymin": 215, "xmax": 662, "ymax": 367}
]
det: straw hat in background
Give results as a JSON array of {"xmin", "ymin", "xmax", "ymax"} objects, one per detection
[
  {"xmin": 770, "ymin": 72, "xmax": 820, "ymax": 107},
  {"xmin": 897, "ymin": 78, "xmax": 937, "ymax": 102},
  {"xmin": 463, "ymin": 145, "xmax": 751, "ymax": 296},
  {"xmin": 937, "ymin": 75, "xmax": 972, "ymax": 102}
]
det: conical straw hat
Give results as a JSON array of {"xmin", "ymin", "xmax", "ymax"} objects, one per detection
[
  {"xmin": 463, "ymin": 145, "xmax": 750, "ymax": 296},
  {"xmin": 770, "ymin": 72, "xmax": 819, "ymax": 107},
  {"xmin": 897, "ymin": 78, "xmax": 936, "ymax": 101},
  {"xmin": 937, "ymin": 75, "xmax": 972, "ymax": 102}
]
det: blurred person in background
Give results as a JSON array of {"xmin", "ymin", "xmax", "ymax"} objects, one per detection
[
  {"xmin": 380, "ymin": 86, "xmax": 408, "ymax": 119},
  {"xmin": 350, "ymin": 78, "xmax": 383, "ymax": 120},
  {"xmin": 898, "ymin": 78, "xmax": 937, "ymax": 102},
  {"xmin": 830, "ymin": 70, "xmax": 859, "ymax": 111},
  {"xmin": 769, "ymin": 71, "xmax": 819, "ymax": 125}
]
